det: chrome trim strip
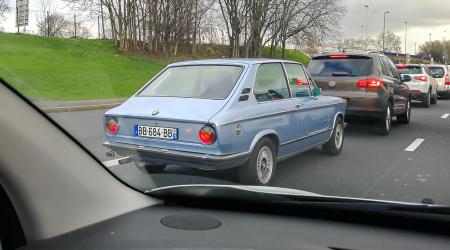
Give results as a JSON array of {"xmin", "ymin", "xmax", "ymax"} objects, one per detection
[
  {"xmin": 103, "ymin": 141, "xmax": 250, "ymax": 161},
  {"xmin": 280, "ymin": 127, "xmax": 332, "ymax": 146},
  {"xmin": 220, "ymin": 103, "xmax": 342, "ymax": 126},
  {"xmin": 278, "ymin": 141, "xmax": 327, "ymax": 161},
  {"xmin": 220, "ymin": 108, "xmax": 298, "ymax": 126}
]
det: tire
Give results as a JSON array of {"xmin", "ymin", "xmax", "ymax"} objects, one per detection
[
  {"xmin": 322, "ymin": 116, "xmax": 344, "ymax": 155},
  {"xmin": 135, "ymin": 160, "xmax": 166, "ymax": 173},
  {"xmin": 397, "ymin": 99, "xmax": 411, "ymax": 124},
  {"xmin": 422, "ymin": 91, "xmax": 431, "ymax": 107},
  {"xmin": 431, "ymin": 94, "xmax": 438, "ymax": 104},
  {"xmin": 375, "ymin": 104, "xmax": 392, "ymax": 136},
  {"xmin": 238, "ymin": 137, "xmax": 277, "ymax": 185}
]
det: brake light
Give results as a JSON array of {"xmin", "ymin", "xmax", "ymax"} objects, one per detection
[
  {"xmin": 445, "ymin": 74, "xmax": 450, "ymax": 85},
  {"xmin": 357, "ymin": 78, "xmax": 383, "ymax": 89},
  {"xmin": 199, "ymin": 125, "xmax": 216, "ymax": 145},
  {"xmin": 396, "ymin": 64, "xmax": 407, "ymax": 69},
  {"xmin": 413, "ymin": 76, "xmax": 427, "ymax": 82},
  {"xmin": 329, "ymin": 54, "xmax": 348, "ymax": 59},
  {"xmin": 106, "ymin": 117, "xmax": 119, "ymax": 134}
]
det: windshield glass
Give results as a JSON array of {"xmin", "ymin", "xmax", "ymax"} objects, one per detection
[
  {"xmin": 428, "ymin": 66, "xmax": 445, "ymax": 78},
  {"xmin": 2, "ymin": 0, "xmax": 450, "ymax": 210},
  {"xmin": 398, "ymin": 66, "xmax": 423, "ymax": 74},
  {"xmin": 138, "ymin": 65, "xmax": 243, "ymax": 99},
  {"xmin": 308, "ymin": 59, "xmax": 373, "ymax": 76}
]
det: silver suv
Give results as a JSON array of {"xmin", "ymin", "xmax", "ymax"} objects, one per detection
[
  {"xmin": 397, "ymin": 64, "xmax": 438, "ymax": 107},
  {"xmin": 428, "ymin": 64, "xmax": 450, "ymax": 100}
]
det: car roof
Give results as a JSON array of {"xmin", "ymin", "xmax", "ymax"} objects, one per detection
[{"xmin": 168, "ymin": 58, "xmax": 301, "ymax": 66}]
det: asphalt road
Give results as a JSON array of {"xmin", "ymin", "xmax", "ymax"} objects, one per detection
[{"xmin": 49, "ymin": 100, "xmax": 450, "ymax": 205}]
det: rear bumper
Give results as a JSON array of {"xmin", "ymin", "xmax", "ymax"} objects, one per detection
[
  {"xmin": 103, "ymin": 141, "xmax": 249, "ymax": 170},
  {"xmin": 410, "ymin": 91, "xmax": 428, "ymax": 101},
  {"xmin": 437, "ymin": 89, "xmax": 450, "ymax": 96},
  {"xmin": 345, "ymin": 107, "xmax": 384, "ymax": 120}
]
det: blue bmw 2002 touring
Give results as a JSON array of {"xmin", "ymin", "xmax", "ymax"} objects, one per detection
[{"xmin": 103, "ymin": 59, "xmax": 346, "ymax": 185}]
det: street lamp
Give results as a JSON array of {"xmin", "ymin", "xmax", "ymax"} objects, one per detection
[
  {"xmin": 382, "ymin": 11, "xmax": 390, "ymax": 53},
  {"xmin": 429, "ymin": 34, "xmax": 432, "ymax": 43},
  {"xmin": 404, "ymin": 21, "xmax": 408, "ymax": 55},
  {"xmin": 365, "ymin": 4, "xmax": 369, "ymax": 50}
]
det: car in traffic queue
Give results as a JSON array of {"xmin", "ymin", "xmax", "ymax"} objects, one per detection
[
  {"xmin": 427, "ymin": 64, "xmax": 450, "ymax": 100},
  {"xmin": 307, "ymin": 52, "xmax": 412, "ymax": 135},
  {"xmin": 103, "ymin": 59, "xmax": 346, "ymax": 185},
  {"xmin": 396, "ymin": 64, "xmax": 438, "ymax": 106}
]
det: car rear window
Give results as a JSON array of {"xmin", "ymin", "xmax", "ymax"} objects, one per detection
[
  {"xmin": 138, "ymin": 65, "xmax": 243, "ymax": 100},
  {"xmin": 398, "ymin": 66, "xmax": 423, "ymax": 74},
  {"xmin": 308, "ymin": 57, "xmax": 373, "ymax": 77},
  {"xmin": 428, "ymin": 66, "xmax": 446, "ymax": 78}
]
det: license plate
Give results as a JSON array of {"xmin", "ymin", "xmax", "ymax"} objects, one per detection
[{"xmin": 134, "ymin": 124, "xmax": 178, "ymax": 140}]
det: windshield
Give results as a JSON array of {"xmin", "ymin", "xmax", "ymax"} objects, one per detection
[
  {"xmin": 308, "ymin": 59, "xmax": 373, "ymax": 76},
  {"xmin": 138, "ymin": 65, "xmax": 243, "ymax": 100},
  {"xmin": 398, "ymin": 66, "xmax": 423, "ymax": 74},
  {"xmin": 428, "ymin": 66, "xmax": 446, "ymax": 78},
  {"xmin": 2, "ymin": 0, "xmax": 450, "ymax": 211}
]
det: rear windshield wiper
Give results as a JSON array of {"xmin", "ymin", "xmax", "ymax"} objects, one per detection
[{"xmin": 331, "ymin": 72, "xmax": 355, "ymax": 76}]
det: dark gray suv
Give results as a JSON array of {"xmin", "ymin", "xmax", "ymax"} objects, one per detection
[{"xmin": 308, "ymin": 52, "xmax": 412, "ymax": 135}]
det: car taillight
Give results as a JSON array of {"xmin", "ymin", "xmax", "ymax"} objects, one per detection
[
  {"xmin": 106, "ymin": 117, "xmax": 119, "ymax": 134},
  {"xmin": 199, "ymin": 125, "xmax": 216, "ymax": 145},
  {"xmin": 445, "ymin": 74, "xmax": 450, "ymax": 85},
  {"xmin": 413, "ymin": 76, "xmax": 427, "ymax": 82},
  {"xmin": 357, "ymin": 78, "xmax": 383, "ymax": 89}
]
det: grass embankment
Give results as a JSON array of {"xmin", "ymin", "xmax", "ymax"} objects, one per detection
[
  {"xmin": 0, "ymin": 33, "xmax": 310, "ymax": 100},
  {"xmin": 0, "ymin": 33, "xmax": 166, "ymax": 100}
]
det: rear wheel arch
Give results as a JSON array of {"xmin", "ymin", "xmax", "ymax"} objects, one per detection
[{"xmin": 250, "ymin": 131, "xmax": 280, "ymax": 154}]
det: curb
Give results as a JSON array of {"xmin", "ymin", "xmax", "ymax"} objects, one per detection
[{"xmin": 41, "ymin": 102, "xmax": 123, "ymax": 113}]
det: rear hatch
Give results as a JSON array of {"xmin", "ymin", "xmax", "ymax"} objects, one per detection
[
  {"xmin": 105, "ymin": 97, "xmax": 227, "ymax": 153},
  {"xmin": 397, "ymin": 65, "xmax": 427, "ymax": 90},
  {"xmin": 308, "ymin": 54, "xmax": 373, "ymax": 99},
  {"xmin": 427, "ymin": 65, "xmax": 446, "ymax": 88}
]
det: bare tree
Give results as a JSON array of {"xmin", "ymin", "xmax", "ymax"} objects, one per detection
[
  {"xmin": 375, "ymin": 31, "xmax": 401, "ymax": 53},
  {"xmin": 37, "ymin": 12, "xmax": 71, "ymax": 37},
  {"xmin": 0, "ymin": 0, "xmax": 8, "ymax": 24}
]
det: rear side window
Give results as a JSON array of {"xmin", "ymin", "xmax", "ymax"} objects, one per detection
[
  {"xmin": 308, "ymin": 57, "xmax": 373, "ymax": 77},
  {"xmin": 377, "ymin": 58, "xmax": 389, "ymax": 76},
  {"xmin": 284, "ymin": 63, "xmax": 311, "ymax": 97},
  {"xmin": 398, "ymin": 66, "xmax": 423, "ymax": 74},
  {"xmin": 254, "ymin": 63, "xmax": 290, "ymax": 102},
  {"xmin": 428, "ymin": 66, "xmax": 446, "ymax": 78}
]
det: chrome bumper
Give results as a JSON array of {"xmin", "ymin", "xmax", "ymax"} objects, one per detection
[{"xmin": 103, "ymin": 141, "xmax": 250, "ymax": 169}]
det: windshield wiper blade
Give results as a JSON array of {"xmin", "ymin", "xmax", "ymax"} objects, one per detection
[{"xmin": 148, "ymin": 184, "xmax": 450, "ymax": 215}]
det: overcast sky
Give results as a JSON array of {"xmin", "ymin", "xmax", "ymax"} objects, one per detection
[
  {"xmin": 2, "ymin": 0, "xmax": 450, "ymax": 55},
  {"xmin": 342, "ymin": 0, "xmax": 450, "ymax": 53}
]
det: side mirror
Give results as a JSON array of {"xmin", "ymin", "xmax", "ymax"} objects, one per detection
[
  {"xmin": 312, "ymin": 88, "xmax": 321, "ymax": 96},
  {"xmin": 401, "ymin": 75, "xmax": 412, "ymax": 82}
]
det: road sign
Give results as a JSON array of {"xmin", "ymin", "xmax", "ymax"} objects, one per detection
[{"xmin": 16, "ymin": 0, "xmax": 29, "ymax": 27}]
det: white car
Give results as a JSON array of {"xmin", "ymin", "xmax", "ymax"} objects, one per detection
[
  {"xmin": 428, "ymin": 64, "xmax": 450, "ymax": 100},
  {"xmin": 397, "ymin": 64, "xmax": 438, "ymax": 107}
]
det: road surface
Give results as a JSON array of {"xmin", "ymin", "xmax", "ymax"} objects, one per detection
[{"xmin": 49, "ymin": 100, "xmax": 450, "ymax": 205}]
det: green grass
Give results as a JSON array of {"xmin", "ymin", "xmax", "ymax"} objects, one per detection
[
  {"xmin": 0, "ymin": 33, "xmax": 166, "ymax": 100},
  {"xmin": 262, "ymin": 47, "xmax": 310, "ymax": 66},
  {"xmin": 0, "ymin": 33, "xmax": 310, "ymax": 100}
]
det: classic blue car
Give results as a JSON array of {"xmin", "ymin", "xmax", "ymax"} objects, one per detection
[{"xmin": 103, "ymin": 59, "xmax": 346, "ymax": 185}]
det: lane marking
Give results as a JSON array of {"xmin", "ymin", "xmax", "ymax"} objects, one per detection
[
  {"xmin": 441, "ymin": 113, "xmax": 449, "ymax": 119},
  {"xmin": 404, "ymin": 139, "xmax": 425, "ymax": 152},
  {"xmin": 102, "ymin": 156, "xmax": 132, "ymax": 167}
]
